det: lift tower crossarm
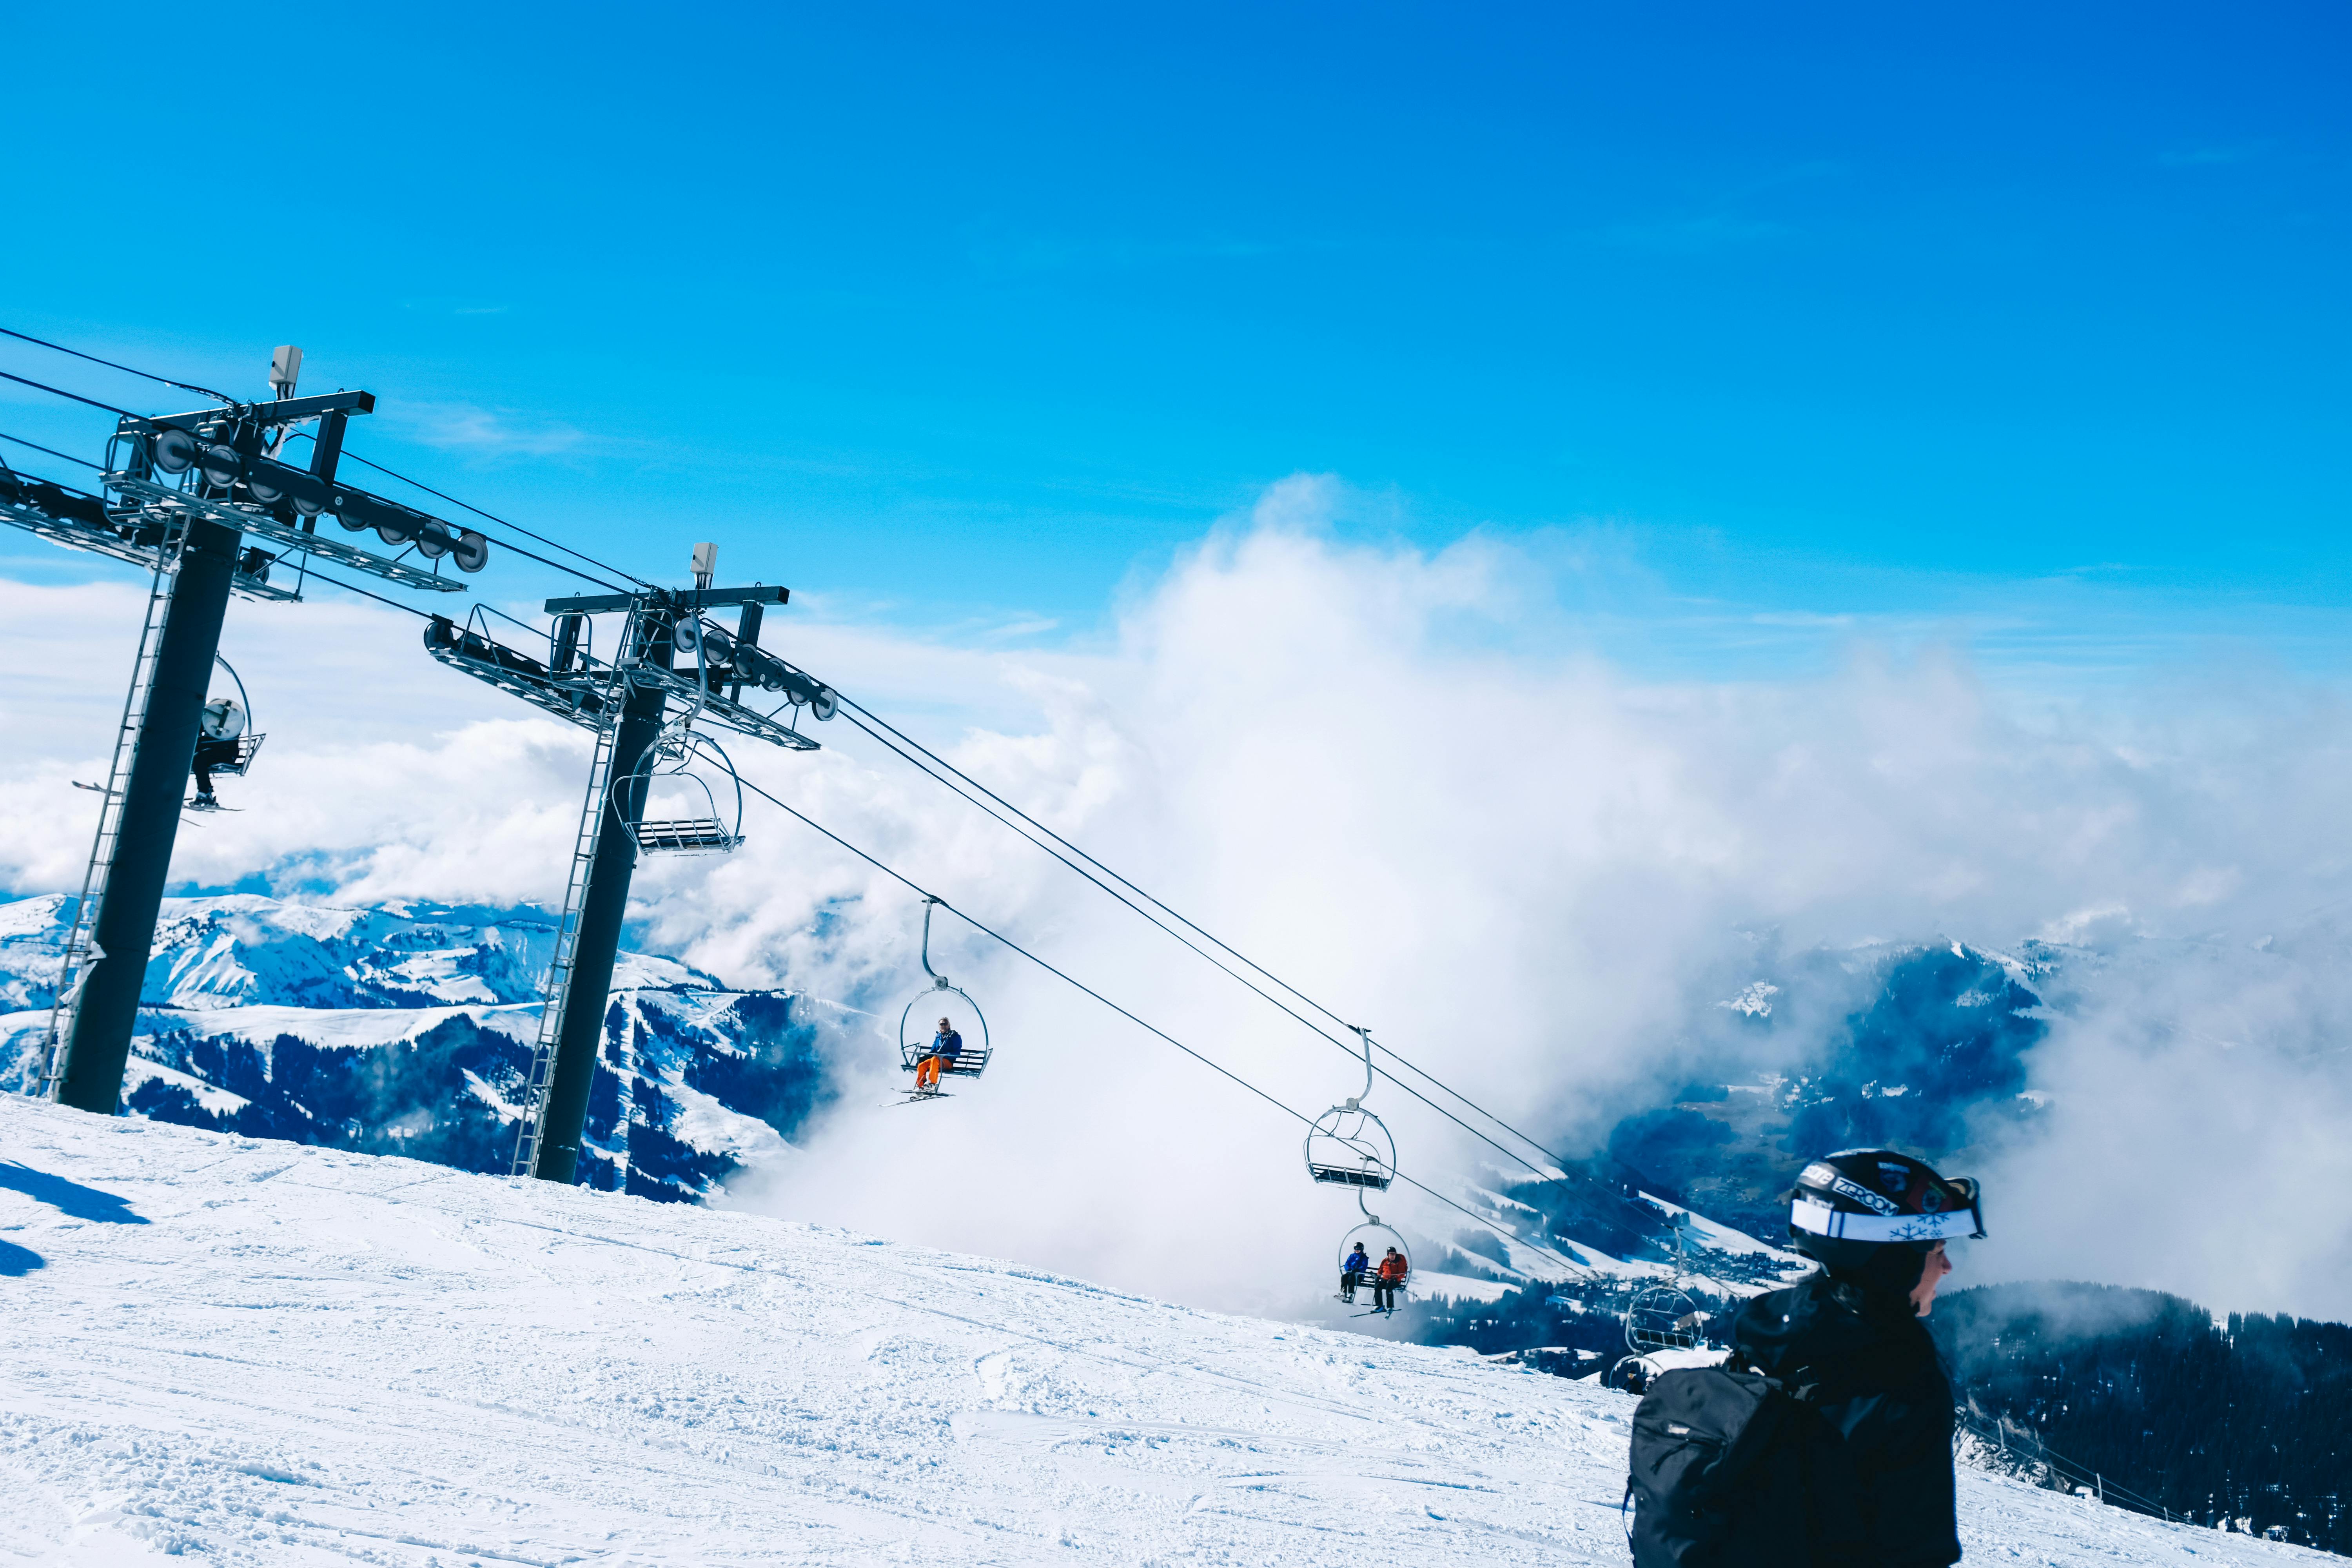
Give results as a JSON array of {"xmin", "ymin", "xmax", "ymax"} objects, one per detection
[
  {"xmin": 544, "ymin": 585, "xmax": 789, "ymax": 615},
  {"xmin": 111, "ymin": 433, "xmax": 475, "ymax": 568},
  {"xmin": 137, "ymin": 390, "xmax": 376, "ymax": 430}
]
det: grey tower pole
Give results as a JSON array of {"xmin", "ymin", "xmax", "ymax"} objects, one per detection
[
  {"xmin": 56, "ymin": 517, "xmax": 241, "ymax": 1114},
  {"xmin": 530, "ymin": 618, "xmax": 671, "ymax": 1184}
]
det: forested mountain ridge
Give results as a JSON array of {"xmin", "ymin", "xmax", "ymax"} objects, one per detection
[{"xmin": 1932, "ymin": 1281, "xmax": 2351, "ymax": 1553}]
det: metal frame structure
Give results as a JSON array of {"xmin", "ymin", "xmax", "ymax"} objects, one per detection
[
  {"xmin": 1623, "ymin": 1210, "xmax": 1707, "ymax": 1353},
  {"xmin": 1304, "ymin": 1025, "xmax": 1397, "ymax": 1188},
  {"xmin": 1305, "ymin": 1023, "xmax": 1413, "ymax": 1308},
  {"xmin": 1623, "ymin": 1286, "xmax": 1707, "ymax": 1354},
  {"xmin": 422, "ymin": 558, "xmax": 839, "ymax": 1184},
  {"xmin": 12, "ymin": 352, "xmax": 485, "ymax": 1115},
  {"xmin": 896, "ymin": 895, "xmax": 994, "ymax": 1090},
  {"xmin": 1338, "ymin": 1204, "xmax": 1413, "ymax": 1311}
]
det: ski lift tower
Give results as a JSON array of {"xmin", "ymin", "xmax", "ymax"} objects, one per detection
[
  {"xmin": 421, "ymin": 544, "xmax": 839, "ymax": 1185},
  {"xmin": 5, "ymin": 347, "xmax": 489, "ymax": 1116}
]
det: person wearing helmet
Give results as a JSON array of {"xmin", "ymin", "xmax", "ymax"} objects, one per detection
[
  {"xmin": 1340, "ymin": 1241, "xmax": 1370, "ymax": 1305},
  {"xmin": 913, "ymin": 1016, "xmax": 963, "ymax": 1094},
  {"xmin": 1372, "ymin": 1246, "xmax": 1408, "ymax": 1312},
  {"xmin": 1726, "ymin": 1148, "xmax": 1984, "ymax": 1568},
  {"xmin": 189, "ymin": 698, "xmax": 247, "ymax": 808}
]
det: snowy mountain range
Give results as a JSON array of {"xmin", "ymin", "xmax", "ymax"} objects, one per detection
[
  {"xmin": 0, "ymin": 892, "xmax": 2057, "ymax": 1276},
  {"xmin": 0, "ymin": 893, "xmax": 841, "ymax": 1203}
]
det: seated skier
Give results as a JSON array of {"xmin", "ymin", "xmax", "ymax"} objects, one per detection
[
  {"xmin": 913, "ymin": 1016, "xmax": 962, "ymax": 1093},
  {"xmin": 1340, "ymin": 1241, "xmax": 1370, "ymax": 1304},
  {"xmin": 190, "ymin": 735, "xmax": 240, "ymax": 808},
  {"xmin": 1372, "ymin": 1247, "xmax": 1408, "ymax": 1311},
  {"xmin": 189, "ymin": 698, "xmax": 247, "ymax": 809}
]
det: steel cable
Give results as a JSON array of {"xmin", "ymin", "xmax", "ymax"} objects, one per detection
[{"xmin": 0, "ymin": 325, "xmax": 234, "ymax": 401}]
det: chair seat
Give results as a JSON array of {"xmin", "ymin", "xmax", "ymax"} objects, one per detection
[
  {"xmin": 635, "ymin": 818, "xmax": 744, "ymax": 853},
  {"xmin": 903, "ymin": 1048, "xmax": 991, "ymax": 1077}
]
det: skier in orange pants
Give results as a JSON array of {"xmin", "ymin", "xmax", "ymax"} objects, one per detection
[{"xmin": 913, "ymin": 1017, "xmax": 962, "ymax": 1093}]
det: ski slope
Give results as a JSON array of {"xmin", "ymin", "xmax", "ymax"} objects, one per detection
[{"xmin": 0, "ymin": 1099, "xmax": 2327, "ymax": 1567}]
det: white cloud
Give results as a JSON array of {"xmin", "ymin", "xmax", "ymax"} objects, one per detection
[
  {"xmin": 6, "ymin": 478, "xmax": 2351, "ymax": 1320},
  {"xmin": 385, "ymin": 401, "xmax": 588, "ymax": 459}
]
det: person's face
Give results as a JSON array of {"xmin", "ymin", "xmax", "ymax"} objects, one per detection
[
  {"xmin": 938, "ymin": 1018, "xmax": 950, "ymax": 1031},
  {"xmin": 1909, "ymin": 1242, "xmax": 1953, "ymax": 1317}
]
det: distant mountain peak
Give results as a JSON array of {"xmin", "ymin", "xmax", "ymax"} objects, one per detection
[{"xmin": 0, "ymin": 891, "xmax": 828, "ymax": 1205}]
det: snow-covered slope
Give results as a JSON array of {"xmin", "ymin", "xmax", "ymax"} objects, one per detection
[{"xmin": 1, "ymin": 1098, "xmax": 2322, "ymax": 1568}]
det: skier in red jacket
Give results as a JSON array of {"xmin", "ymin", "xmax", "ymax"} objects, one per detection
[{"xmin": 1372, "ymin": 1247, "xmax": 1408, "ymax": 1312}]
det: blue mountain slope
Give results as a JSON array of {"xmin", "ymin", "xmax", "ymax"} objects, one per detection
[
  {"xmin": 1602, "ymin": 940, "xmax": 2049, "ymax": 1239},
  {"xmin": 0, "ymin": 894, "xmax": 841, "ymax": 1202},
  {"xmin": 1394, "ymin": 940, "xmax": 2057, "ymax": 1357}
]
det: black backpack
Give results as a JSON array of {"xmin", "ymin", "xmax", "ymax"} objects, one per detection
[{"xmin": 1624, "ymin": 1364, "xmax": 1835, "ymax": 1567}]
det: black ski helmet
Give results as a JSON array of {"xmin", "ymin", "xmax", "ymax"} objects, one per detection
[{"xmin": 1787, "ymin": 1149, "xmax": 1985, "ymax": 1286}]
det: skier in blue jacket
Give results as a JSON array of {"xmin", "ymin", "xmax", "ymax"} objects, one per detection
[
  {"xmin": 913, "ymin": 1017, "xmax": 963, "ymax": 1093},
  {"xmin": 1340, "ymin": 1243, "xmax": 1370, "ymax": 1303}
]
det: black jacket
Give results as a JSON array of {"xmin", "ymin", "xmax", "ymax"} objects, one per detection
[{"xmin": 1730, "ymin": 1274, "xmax": 1960, "ymax": 1568}]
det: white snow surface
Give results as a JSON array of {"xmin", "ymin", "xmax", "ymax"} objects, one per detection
[{"xmin": 1, "ymin": 1099, "xmax": 2327, "ymax": 1568}]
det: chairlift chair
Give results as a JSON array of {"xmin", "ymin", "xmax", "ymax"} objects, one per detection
[
  {"xmin": 1337, "ymin": 1206, "xmax": 1413, "ymax": 1311},
  {"xmin": 615, "ymin": 728, "xmax": 745, "ymax": 856},
  {"xmin": 897, "ymin": 897, "xmax": 993, "ymax": 1087},
  {"xmin": 1624, "ymin": 1283, "xmax": 1706, "ymax": 1354},
  {"xmin": 189, "ymin": 655, "xmax": 264, "ymax": 807},
  {"xmin": 1304, "ymin": 1102, "xmax": 1397, "ymax": 1189},
  {"xmin": 1304, "ymin": 1023, "xmax": 1396, "ymax": 1188}
]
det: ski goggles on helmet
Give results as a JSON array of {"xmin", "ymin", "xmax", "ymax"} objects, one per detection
[{"xmin": 1790, "ymin": 1161, "xmax": 1986, "ymax": 1244}]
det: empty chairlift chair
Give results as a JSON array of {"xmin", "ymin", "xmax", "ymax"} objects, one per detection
[
  {"xmin": 1303, "ymin": 1101, "xmax": 1397, "ymax": 1189},
  {"xmin": 617, "ymin": 729, "xmax": 745, "ymax": 855}
]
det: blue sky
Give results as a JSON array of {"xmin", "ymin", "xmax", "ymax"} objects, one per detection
[{"xmin": 3, "ymin": 2, "xmax": 2346, "ymax": 679}]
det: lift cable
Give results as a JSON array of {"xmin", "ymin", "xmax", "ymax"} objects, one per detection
[
  {"xmin": 831, "ymin": 704, "xmax": 1580, "ymax": 1195},
  {"xmin": 296, "ymin": 565, "xmax": 443, "ymax": 619},
  {"xmin": 0, "ymin": 326, "xmax": 235, "ymax": 402},
  {"xmin": 833, "ymin": 694, "xmax": 1650, "ymax": 1197},
  {"xmin": 0, "ymin": 430, "xmax": 104, "ymax": 470},
  {"xmin": 0, "ymin": 363, "xmax": 630, "ymax": 597},
  {"xmin": 1, "ymin": 327, "xmax": 1633, "ymax": 1212},
  {"xmin": 0, "ymin": 369, "xmax": 138, "ymax": 418},
  {"xmin": 283, "ymin": 431, "xmax": 650, "ymax": 591},
  {"xmin": 727, "ymin": 766, "xmax": 1599, "ymax": 1282},
  {"xmin": 1, "ymin": 328, "xmax": 644, "ymax": 596}
]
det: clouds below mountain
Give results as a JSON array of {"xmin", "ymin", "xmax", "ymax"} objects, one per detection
[{"xmin": 6, "ymin": 475, "xmax": 2348, "ymax": 1318}]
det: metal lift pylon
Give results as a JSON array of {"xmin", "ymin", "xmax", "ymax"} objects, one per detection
[
  {"xmin": 10, "ymin": 345, "xmax": 487, "ymax": 1116},
  {"xmin": 425, "ymin": 547, "xmax": 835, "ymax": 1186},
  {"xmin": 42, "ymin": 522, "xmax": 196, "ymax": 1098},
  {"xmin": 512, "ymin": 623, "xmax": 669, "ymax": 1183},
  {"xmin": 49, "ymin": 515, "xmax": 244, "ymax": 1112}
]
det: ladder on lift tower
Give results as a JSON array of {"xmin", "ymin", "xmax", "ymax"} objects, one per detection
[
  {"xmin": 41, "ymin": 532, "xmax": 186, "ymax": 1096},
  {"xmin": 510, "ymin": 702, "xmax": 624, "ymax": 1176}
]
